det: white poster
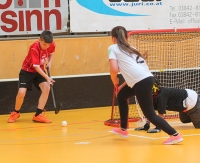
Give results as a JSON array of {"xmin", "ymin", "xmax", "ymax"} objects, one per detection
[
  {"xmin": 0, "ymin": 0, "xmax": 68, "ymax": 35},
  {"xmin": 70, "ymin": 0, "xmax": 200, "ymax": 32}
]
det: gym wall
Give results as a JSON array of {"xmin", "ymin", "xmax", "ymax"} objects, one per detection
[{"xmin": 0, "ymin": 36, "xmax": 117, "ymax": 114}]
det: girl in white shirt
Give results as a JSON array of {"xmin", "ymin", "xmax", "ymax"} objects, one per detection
[{"xmin": 108, "ymin": 26, "xmax": 183, "ymax": 145}]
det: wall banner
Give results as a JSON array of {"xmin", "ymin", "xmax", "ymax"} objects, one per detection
[
  {"xmin": 0, "ymin": 0, "xmax": 68, "ymax": 35},
  {"xmin": 70, "ymin": 0, "xmax": 200, "ymax": 32}
]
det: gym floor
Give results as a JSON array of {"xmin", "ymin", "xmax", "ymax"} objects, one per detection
[{"xmin": 0, "ymin": 107, "xmax": 199, "ymax": 163}]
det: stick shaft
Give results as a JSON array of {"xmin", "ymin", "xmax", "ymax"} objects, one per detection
[{"xmin": 47, "ymin": 67, "xmax": 57, "ymax": 109}]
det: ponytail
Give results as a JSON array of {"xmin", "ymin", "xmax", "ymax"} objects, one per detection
[{"xmin": 111, "ymin": 26, "xmax": 147, "ymax": 59}]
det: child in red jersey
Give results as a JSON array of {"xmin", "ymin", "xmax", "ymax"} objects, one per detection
[{"xmin": 8, "ymin": 30, "xmax": 56, "ymax": 123}]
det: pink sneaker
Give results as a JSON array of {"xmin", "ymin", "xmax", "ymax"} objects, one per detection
[
  {"xmin": 112, "ymin": 128, "xmax": 128, "ymax": 138},
  {"xmin": 163, "ymin": 133, "xmax": 183, "ymax": 145}
]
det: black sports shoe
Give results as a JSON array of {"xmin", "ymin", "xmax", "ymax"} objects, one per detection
[
  {"xmin": 135, "ymin": 122, "xmax": 150, "ymax": 131},
  {"xmin": 147, "ymin": 127, "xmax": 161, "ymax": 133}
]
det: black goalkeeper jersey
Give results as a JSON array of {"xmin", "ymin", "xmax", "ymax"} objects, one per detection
[{"xmin": 153, "ymin": 87, "xmax": 188, "ymax": 114}]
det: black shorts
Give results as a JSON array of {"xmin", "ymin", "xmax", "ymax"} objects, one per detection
[{"xmin": 18, "ymin": 69, "xmax": 47, "ymax": 90}]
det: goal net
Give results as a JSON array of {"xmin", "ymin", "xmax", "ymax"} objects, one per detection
[{"xmin": 105, "ymin": 28, "xmax": 200, "ymax": 127}]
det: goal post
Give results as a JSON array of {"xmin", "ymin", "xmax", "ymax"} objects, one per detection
[{"xmin": 104, "ymin": 28, "xmax": 200, "ymax": 127}]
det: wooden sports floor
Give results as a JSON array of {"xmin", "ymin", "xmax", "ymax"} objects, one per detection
[{"xmin": 0, "ymin": 107, "xmax": 200, "ymax": 163}]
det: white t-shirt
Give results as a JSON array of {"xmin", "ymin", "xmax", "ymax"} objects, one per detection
[
  {"xmin": 108, "ymin": 44, "xmax": 153, "ymax": 88},
  {"xmin": 184, "ymin": 89, "xmax": 198, "ymax": 111}
]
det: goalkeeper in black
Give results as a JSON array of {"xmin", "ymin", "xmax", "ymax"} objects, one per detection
[{"xmin": 135, "ymin": 78, "xmax": 200, "ymax": 133}]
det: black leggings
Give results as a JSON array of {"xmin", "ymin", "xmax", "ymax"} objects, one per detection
[{"xmin": 117, "ymin": 76, "xmax": 177, "ymax": 135}]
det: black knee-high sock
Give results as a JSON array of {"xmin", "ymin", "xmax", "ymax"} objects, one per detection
[
  {"xmin": 35, "ymin": 108, "xmax": 43, "ymax": 116},
  {"xmin": 14, "ymin": 110, "xmax": 20, "ymax": 113}
]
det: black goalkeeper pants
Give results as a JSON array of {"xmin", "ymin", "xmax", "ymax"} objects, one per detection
[
  {"xmin": 117, "ymin": 76, "xmax": 177, "ymax": 135},
  {"xmin": 179, "ymin": 96, "xmax": 200, "ymax": 128}
]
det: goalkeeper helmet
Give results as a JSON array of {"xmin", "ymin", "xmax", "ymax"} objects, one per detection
[{"xmin": 152, "ymin": 77, "xmax": 161, "ymax": 98}]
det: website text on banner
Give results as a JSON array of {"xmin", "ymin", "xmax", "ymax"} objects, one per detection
[{"xmin": 70, "ymin": 0, "xmax": 200, "ymax": 32}]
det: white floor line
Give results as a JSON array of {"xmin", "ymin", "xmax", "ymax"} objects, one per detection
[{"xmin": 109, "ymin": 130, "xmax": 200, "ymax": 140}]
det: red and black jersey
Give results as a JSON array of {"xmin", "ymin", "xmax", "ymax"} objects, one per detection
[
  {"xmin": 22, "ymin": 41, "xmax": 56, "ymax": 72},
  {"xmin": 153, "ymin": 87, "xmax": 188, "ymax": 114}
]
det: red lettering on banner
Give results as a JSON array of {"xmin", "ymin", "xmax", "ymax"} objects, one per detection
[
  {"xmin": 0, "ymin": 0, "xmax": 63, "ymax": 33},
  {"xmin": 44, "ymin": 0, "xmax": 61, "ymax": 7},
  {"xmin": 1, "ymin": 11, "xmax": 17, "ymax": 32},
  {"xmin": 18, "ymin": 0, "xmax": 24, "ymax": 6},
  {"xmin": 26, "ymin": 10, "xmax": 43, "ymax": 31},
  {"xmin": 44, "ymin": 10, "xmax": 61, "ymax": 30},
  {"xmin": 18, "ymin": 11, "xmax": 24, "ymax": 31},
  {"xmin": 0, "ymin": 0, "xmax": 12, "ymax": 9}
]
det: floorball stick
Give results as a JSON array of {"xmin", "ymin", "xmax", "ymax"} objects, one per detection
[{"xmin": 46, "ymin": 67, "xmax": 62, "ymax": 114}]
